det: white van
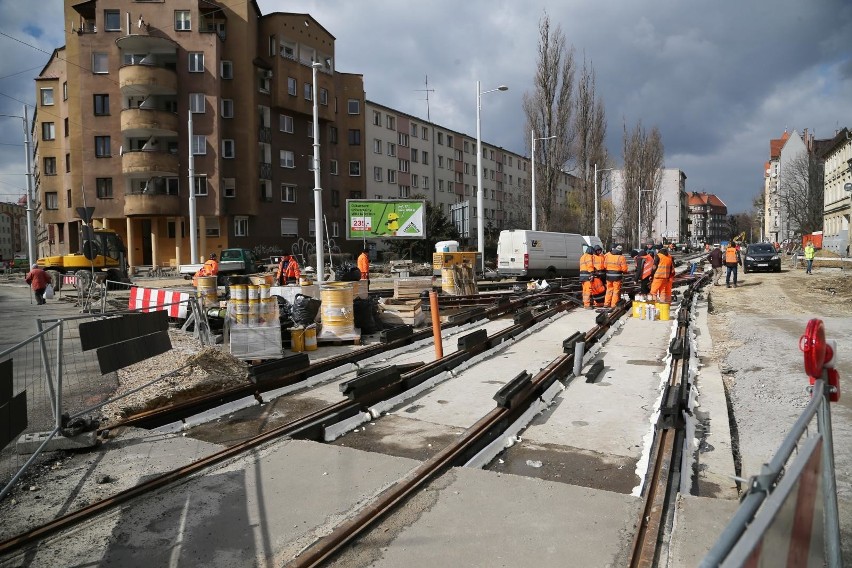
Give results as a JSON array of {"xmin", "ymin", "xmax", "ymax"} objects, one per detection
[
  {"xmin": 582, "ymin": 235, "xmax": 603, "ymax": 252},
  {"xmin": 496, "ymin": 230, "xmax": 585, "ymax": 279}
]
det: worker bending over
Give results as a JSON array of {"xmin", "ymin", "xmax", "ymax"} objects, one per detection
[
  {"xmin": 603, "ymin": 245, "xmax": 628, "ymax": 308},
  {"xmin": 193, "ymin": 253, "xmax": 219, "ymax": 286},
  {"xmin": 650, "ymin": 247, "xmax": 674, "ymax": 302}
]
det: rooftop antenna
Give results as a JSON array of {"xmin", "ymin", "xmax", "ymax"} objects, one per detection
[{"xmin": 415, "ymin": 74, "xmax": 435, "ymax": 121}]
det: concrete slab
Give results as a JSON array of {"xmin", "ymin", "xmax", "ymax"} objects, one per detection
[
  {"xmin": 667, "ymin": 494, "xmax": 739, "ymax": 566},
  {"xmin": 0, "ymin": 440, "xmax": 418, "ymax": 567},
  {"xmin": 335, "ymin": 466, "xmax": 640, "ymax": 567}
]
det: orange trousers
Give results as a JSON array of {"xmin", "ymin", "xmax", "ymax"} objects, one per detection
[
  {"xmin": 650, "ymin": 278, "xmax": 673, "ymax": 303},
  {"xmin": 604, "ymin": 280, "xmax": 622, "ymax": 307},
  {"xmin": 582, "ymin": 280, "xmax": 592, "ymax": 307}
]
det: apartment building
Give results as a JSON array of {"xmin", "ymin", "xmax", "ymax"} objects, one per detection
[
  {"xmin": 687, "ymin": 192, "xmax": 728, "ymax": 245},
  {"xmin": 35, "ymin": 1, "xmax": 365, "ymax": 270},
  {"xmin": 607, "ymin": 168, "xmax": 688, "ymax": 246},
  {"xmin": 821, "ymin": 128, "xmax": 851, "ymax": 254},
  {"xmin": 0, "ymin": 199, "xmax": 27, "ymax": 262}
]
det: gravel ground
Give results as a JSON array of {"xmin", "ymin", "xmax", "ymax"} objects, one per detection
[{"xmin": 705, "ymin": 263, "xmax": 852, "ymax": 560}]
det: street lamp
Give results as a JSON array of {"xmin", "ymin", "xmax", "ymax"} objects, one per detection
[
  {"xmin": 311, "ymin": 61, "xmax": 324, "ymax": 282},
  {"xmin": 530, "ymin": 132, "xmax": 556, "ymax": 231},
  {"xmin": 1, "ymin": 107, "xmax": 36, "ymax": 266},
  {"xmin": 637, "ymin": 188, "xmax": 652, "ymax": 247},
  {"xmin": 593, "ymin": 164, "xmax": 613, "ymax": 238},
  {"xmin": 476, "ymin": 81, "xmax": 508, "ymax": 272}
]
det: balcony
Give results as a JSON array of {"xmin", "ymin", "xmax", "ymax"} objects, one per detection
[
  {"xmin": 121, "ymin": 150, "xmax": 179, "ymax": 177},
  {"xmin": 119, "ymin": 65, "xmax": 177, "ymax": 96},
  {"xmin": 121, "ymin": 108, "xmax": 179, "ymax": 137},
  {"xmin": 124, "ymin": 192, "xmax": 181, "ymax": 217}
]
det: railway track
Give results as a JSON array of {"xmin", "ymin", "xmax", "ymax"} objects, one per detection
[{"xmin": 0, "ymin": 257, "xmax": 710, "ymax": 564}]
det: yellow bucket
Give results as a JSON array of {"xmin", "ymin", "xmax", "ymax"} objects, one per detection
[
  {"xmin": 248, "ymin": 299, "xmax": 260, "ymax": 326},
  {"xmin": 441, "ymin": 267, "xmax": 457, "ymax": 295},
  {"xmin": 304, "ymin": 325, "xmax": 317, "ymax": 351},
  {"xmin": 231, "ymin": 285, "xmax": 248, "ymax": 301},
  {"xmin": 320, "ymin": 282, "xmax": 354, "ymax": 336},
  {"xmin": 231, "ymin": 299, "xmax": 249, "ymax": 325},
  {"xmin": 196, "ymin": 276, "xmax": 218, "ymax": 308},
  {"xmin": 247, "ymin": 285, "xmax": 260, "ymax": 301},
  {"xmin": 290, "ymin": 327, "xmax": 305, "ymax": 352},
  {"xmin": 632, "ymin": 301, "xmax": 646, "ymax": 319},
  {"xmin": 655, "ymin": 302, "xmax": 670, "ymax": 321}
]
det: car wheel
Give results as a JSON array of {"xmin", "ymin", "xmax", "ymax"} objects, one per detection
[{"xmin": 774, "ymin": 267, "xmax": 781, "ymax": 273}]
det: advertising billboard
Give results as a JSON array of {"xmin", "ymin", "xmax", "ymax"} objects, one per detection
[{"xmin": 346, "ymin": 199, "xmax": 426, "ymax": 239}]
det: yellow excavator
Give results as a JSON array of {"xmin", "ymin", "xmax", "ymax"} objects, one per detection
[
  {"xmin": 731, "ymin": 231, "xmax": 746, "ymax": 245},
  {"xmin": 37, "ymin": 226, "xmax": 129, "ymax": 289}
]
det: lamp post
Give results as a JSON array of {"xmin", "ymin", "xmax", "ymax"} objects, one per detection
[
  {"xmin": 593, "ymin": 164, "xmax": 613, "ymax": 238},
  {"xmin": 531, "ymin": 132, "xmax": 556, "ymax": 231},
  {"xmin": 476, "ymin": 81, "xmax": 508, "ymax": 272},
  {"xmin": 311, "ymin": 61, "xmax": 324, "ymax": 282},
  {"xmin": 1, "ymin": 108, "xmax": 36, "ymax": 265}
]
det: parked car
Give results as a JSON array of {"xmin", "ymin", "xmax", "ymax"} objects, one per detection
[{"xmin": 743, "ymin": 243, "xmax": 781, "ymax": 273}]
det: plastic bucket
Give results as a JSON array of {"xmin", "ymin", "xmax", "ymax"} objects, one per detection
[
  {"xmin": 248, "ymin": 299, "xmax": 260, "ymax": 325},
  {"xmin": 632, "ymin": 301, "xmax": 646, "ymax": 319},
  {"xmin": 231, "ymin": 299, "xmax": 249, "ymax": 325},
  {"xmin": 441, "ymin": 267, "xmax": 457, "ymax": 295},
  {"xmin": 320, "ymin": 282, "xmax": 354, "ymax": 336},
  {"xmin": 261, "ymin": 297, "xmax": 277, "ymax": 324},
  {"xmin": 196, "ymin": 276, "xmax": 218, "ymax": 308},
  {"xmin": 290, "ymin": 327, "xmax": 305, "ymax": 352},
  {"xmin": 304, "ymin": 325, "xmax": 317, "ymax": 351},
  {"xmin": 655, "ymin": 302, "xmax": 670, "ymax": 321}
]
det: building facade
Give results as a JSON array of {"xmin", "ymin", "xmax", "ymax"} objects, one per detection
[
  {"xmin": 821, "ymin": 128, "xmax": 851, "ymax": 254},
  {"xmin": 687, "ymin": 192, "xmax": 727, "ymax": 245},
  {"xmin": 651, "ymin": 169, "xmax": 687, "ymax": 244},
  {"xmin": 0, "ymin": 200, "xmax": 27, "ymax": 263},
  {"xmin": 35, "ymin": 1, "xmax": 366, "ymax": 270}
]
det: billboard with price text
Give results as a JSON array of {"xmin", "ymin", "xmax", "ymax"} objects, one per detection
[{"xmin": 346, "ymin": 199, "xmax": 426, "ymax": 239}]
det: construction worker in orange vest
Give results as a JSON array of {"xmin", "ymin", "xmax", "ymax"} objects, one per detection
[
  {"xmin": 603, "ymin": 245, "xmax": 628, "ymax": 307},
  {"xmin": 277, "ymin": 255, "xmax": 302, "ymax": 284},
  {"xmin": 590, "ymin": 245, "xmax": 606, "ymax": 307},
  {"xmin": 193, "ymin": 253, "xmax": 219, "ymax": 286},
  {"xmin": 636, "ymin": 248, "xmax": 655, "ymax": 294},
  {"xmin": 579, "ymin": 245, "xmax": 596, "ymax": 308},
  {"xmin": 650, "ymin": 248, "xmax": 674, "ymax": 302},
  {"xmin": 357, "ymin": 249, "xmax": 370, "ymax": 282},
  {"xmin": 724, "ymin": 244, "xmax": 741, "ymax": 288}
]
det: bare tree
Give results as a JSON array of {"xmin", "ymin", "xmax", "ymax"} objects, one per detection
[
  {"xmin": 779, "ymin": 151, "xmax": 824, "ymax": 235},
  {"xmin": 619, "ymin": 120, "xmax": 664, "ymax": 246},
  {"xmin": 523, "ymin": 13, "xmax": 576, "ymax": 231},
  {"xmin": 572, "ymin": 56, "xmax": 609, "ymax": 235}
]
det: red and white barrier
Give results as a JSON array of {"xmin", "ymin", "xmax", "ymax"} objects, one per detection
[
  {"xmin": 128, "ymin": 286, "xmax": 190, "ymax": 319},
  {"xmin": 62, "ymin": 275, "xmax": 77, "ymax": 286}
]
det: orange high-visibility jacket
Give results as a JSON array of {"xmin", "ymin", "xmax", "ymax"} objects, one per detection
[
  {"xmin": 639, "ymin": 254, "xmax": 655, "ymax": 279},
  {"xmin": 357, "ymin": 252, "xmax": 370, "ymax": 279},
  {"xmin": 604, "ymin": 252, "xmax": 628, "ymax": 281},
  {"xmin": 654, "ymin": 254, "xmax": 674, "ymax": 279},
  {"xmin": 725, "ymin": 247, "xmax": 738, "ymax": 265},
  {"xmin": 579, "ymin": 252, "xmax": 595, "ymax": 281}
]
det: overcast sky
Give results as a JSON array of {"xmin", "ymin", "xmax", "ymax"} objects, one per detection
[{"xmin": 1, "ymin": 0, "xmax": 850, "ymax": 214}]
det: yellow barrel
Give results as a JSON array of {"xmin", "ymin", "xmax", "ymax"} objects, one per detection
[
  {"xmin": 304, "ymin": 325, "xmax": 317, "ymax": 351},
  {"xmin": 196, "ymin": 276, "xmax": 218, "ymax": 308},
  {"xmin": 299, "ymin": 276, "xmax": 312, "ymax": 286},
  {"xmin": 247, "ymin": 285, "xmax": 260, "ymax": 301},
  {"xmin": 231, "ymin": 299, "xmax": 249, "ymax": 325},
  {"xmin": 231, "ymin": 285, "xmax": 248, "ymax": 301},
  {"xmin": 632, "ymin": 301, "xmax": 646, "ymax": 319},
  {"xmin": 290, "ymin": 327, "xmax": 305, "ymax": 352},
  {"xmin": 441, "ymin": 267, "xmax": 457, "ymax": 295},
  {"xmin": 258, "ymin": 285, "xmax": 271, "ymax": 300},
  {"xmin": 249, "ymin": 275, "xmax": 271, "ymax": 286},
  {"xmin": 655, "ymin": 302, "xmax": 670, "ymax": 321},
  {"xmin": 248, "ymin": 299, "xmax": 260, "ymax": 326},
  {"xmin": 260, "ymin": 297, "xmax": 277, "ymax": 325},
  {"xmin": 320, "ymin": 281, "xmax": 354, "ymax": 336}
]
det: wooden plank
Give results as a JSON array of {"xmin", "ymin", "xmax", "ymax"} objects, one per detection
[
  {"xmin": 79, "ymin": 311, "xmax": 169, "ymax": 352},
  {"xmin": 96, "ymin": 330, "xmax": 172, "ymax": 374}
]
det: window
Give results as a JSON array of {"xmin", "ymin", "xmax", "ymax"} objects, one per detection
[
  {"xmin": 65, "ymin": 153, "xmax": 70, "ymax": 172},
  {"xmin": 221, "ymin": 99, "xmax": 234, "ymax": 118},
  {"xmin": 222, "ymin": 139, "xmax": 235, "ymax": 158},
  {"xmin": 329, "ymin": 160, "xmax": 338, "ymax": 175},
  {"xmin": 188, "ymin": 52, "xmax": 204, "ymax": 72},
  {"xmin": 191, "ymin": 135, "xmax": 206, "ymax": 155},
  {"xmin": 287, "ymin": 77, "xmax": 296, "ymax": 96},
  {"xmin": 410, "ymin": 123, "xmax": 418, "ymax": 137},
  {"xmin": 268, "ymin": 34, "xmax": 276, "ymax": 56},
  {"xmin": 423, "ymin": 176, "xmax": 430, "ymax": 189},
  {"xmin": 447, "ymin": 158, "xmax": 454, "ymax": 170},
  {"xmin": 464, "ymin": 141, "xmax": 470, "ymax": 153},
  {"xmin": 104, "ymin": 9, "xmax": 121, "ymax": 30},
  {"xmin": 411, "ymin": 149, "xmax": 418, "ymax": 163},
  {"xmin": 331, "ymin": 221, "xmax": 340, "ymax": 238},
  {"xmin": 387, "ymin": 143, "xmax": 396, "ymax": 157},
  {"xmin": 309, "ymin": 218, "xmax": 316, "ymax": 237},
  {"xmin": 223, "ymin": 178, "xmax": 235, "ymax": 198},
  {"xmin": 398, "ymin": 132, "xmax": 409, "ymax": 146},
  {"xmin": 447, "ymin": 135, "xmax": 454, "ymax": 147},
  {"xmin": 189, "ymin": 93, "xmax": 205, "ymax": 113},
  {"xmin": 437, "ymin": 132, "xmax": 444, "ymax": 145},
  {"xmin": 455, "ymin": 149, "xmax": 463, "ymax": 161},
  {"xmin": 386, "ymin": 115, "xmax": 396, "ymax": 130},
  {"xmin": 281, "ymin": 184, "xmax": 296, "ymax": 202},
  {"xmin": 280, "ymin": 114, "xmax": 294, "ymax": 133},
  {"xmin": 319, "ymin": 88, "xmax": 328, "ymax": 106},
  {"xmin": 422, "ymin": 151, "xmax": 429, "ymax": 165},
  {"xmin": 387, "ymin": 169, "xmax": 397, "ymax": 183},
  {"xmin": 42, "ymin": 122, "xmax": 55, "ymax": 141},
  {"xmin": 93, "ymin": 94, "xmax": 109, "ymax": 115},
  {"xmin": 304, "ymin": 83, "xmax": 312, "ymax": 101},
  {"xmin": 94, "ymin": 136, "xmax": 111, "ymax": 157},
  {"xmin": 399, "ymin": 186, "xmax": 410, "ymax": 198},
  {"xmin": 412, "ymin": 174, "xmax": 419, "ymax": 188},
  {"xmin": 422, "ymin": 126, "xmax": 428, "ymax": 140},
  {"xmin": 96, "ymin": 178, "xmax": 113, "ymax": 198},
  {"xmin": 204, "ymin": 217, "xmax": 220, "ymax": 237},
  {"xmin": 347, "ymin": 99, "xmax": 360, "ymax": 114},
  {"xmin": 280, "ymin": 150, "xmax": 294, "ymax": 168},
  {"xmin": 398, "ymin": 159, "xmax": 410, "ymax": 173},
  {"xmin": 348, "ymin": 129, "xmax": 361, "ymax": 145},
  {"xmin": 281, "ymin": 218, "xmax": 298, "ymax": 237},
  {"xmin": 40, "ymin": 88, "xmax": 54, "ymax": 106},
  {"xmin": 438, "ymin": 180, "xmax": 444, "ymax": 192},
  {"xmin": 373, "ymin": 110, "xmax": 381, "ymax": 126},
  {"xmin": 260, "ymin": 181, "xmax": 272, "ymax": 201},
  {"xmin": 438, "ymin": 156, "xmax": 444, "ymax": 168},
  {"xmin": 373, "ymin": 166, "xmax": 383, "ymax": 182},
  {"xmin": 62, "ymin": 82, "xmax": 67, "ymax": 101},
  {"xmin": 174, "ymin": 10, "xmax": 191, "ymax": 30},
  {"xmin": 92, "ymin": 52, "xmax": 108, "ymax": 74},
  {"xmin": 220, "ymin": 60, "xmax": 233, "ymax": 79},
  {"xmin": 43, "ymin": 157, "xmax": 56, "ymax": 175},
  {"xmin": 234, "ymin": 216, "xmax": 248, "ymax": 237},
  {"xmin": 45, "ymin": 192, "xmax": 58, "ymax": 210},
  {"xmin": 349, "ymin": 161, "xmax": 361, "ymax": 176},
  {"xmin": 331, "ymin": 190, "xmax": 340, "ymax": 207},
  {"xmin": 373, "ymin": 139, "xmax": 382, "ymax": 154},
  {"xmin": 193, "ymin": 175, "xmax": 208, "ymax": 196}
]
